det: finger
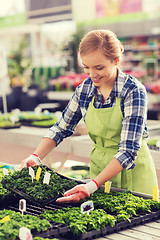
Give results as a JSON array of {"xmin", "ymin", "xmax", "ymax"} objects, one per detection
[
  {"xmin": 56, "ymin": 194, "xmax": 80, "ymax": 203},
  {"xmin": 26, "ymin": 160, "xmax": 37, "ymax": 168},
  {"xmin": 64, "ymin": 185, "xmax": 83, "ymax": 197}
]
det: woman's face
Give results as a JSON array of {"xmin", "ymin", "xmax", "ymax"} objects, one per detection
[{"xmin": 81, "ymin": 50, "xmax": 118, "ymax": 88}]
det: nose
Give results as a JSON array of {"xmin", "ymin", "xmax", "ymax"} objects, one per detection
[{"xmin": 89, "ymin": 69, "xmax": 97, "ymax": 79}]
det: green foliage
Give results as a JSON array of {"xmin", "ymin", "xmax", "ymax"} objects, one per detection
[
  {"xmin": 18, "ymin": 112, "xmax": 53, "ymax": 121},
  {"xmin": 64, "ymin": 190, "xmax": 160, "ymax": 230},
  {"xmin": 88, "ymin": 190, "xmax": 160, "ymax": 220},
  {"xmin": 30, "ymin": 117, "xmax": 58, "ymax": 127},
  {"xmin": 7, "ymin": 37, "xmax": 32, "ymax": 81},
  {"xmin": 0, "ymin": 121, "xmax": 20, "ymax": 128},
  {"xmin": 0, "ymin": 209, "xmax": 51, "ymax": 240},
  {"xmin": 1, "ymin": 165, "xmax": 78, "ymax": 202},
  {"xmin": 147, "ymin": 139, "xmax": 160, "ymax": 146},
  {"xmin": 40, "ymin": 207, "xmax": 116, "ymax": 236},
  {"xmin": 62, "ymin": 27, "xmax": 85, "ymax": 73},
  {"xmin": 0, "ymin": 169, "xmax": 14, "ymax": 201}
]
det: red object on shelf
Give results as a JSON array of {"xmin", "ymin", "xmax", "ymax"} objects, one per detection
[{"xmin": 145, "ymin": 80, "xmax": 160, "ymax": 94}]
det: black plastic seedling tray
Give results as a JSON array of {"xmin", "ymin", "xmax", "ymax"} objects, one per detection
[
  {"xmin": 7, "ymin": 202, "xmax": 70, "ymax": 239},
  {"xmin": 0, "ymin": 125, "xmax": 21, "ymax": 129},
  {"xmin": 6, "ymin": 198, "xmax": 160, "ymax": 240},
  {"xmin": 2, "ymin": 169, "xmax": 160, "ymax": 239},
  {"xmin": 1, "ymin": 165, "xmax": 83, "ymax": 206},
  {"xmin": 6, "ymin": 188, "xmax": 58, "ymax": 207},
  {"xmin": 0, "ymin": 194, "xmax": 21, "ymax": 209}
]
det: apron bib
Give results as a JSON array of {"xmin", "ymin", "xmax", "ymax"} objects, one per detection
[{"xmin": 85, "ymin": 96, "xmax": 158, "ymax": 195}]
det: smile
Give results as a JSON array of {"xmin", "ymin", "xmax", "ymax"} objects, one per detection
[{"xmin": 92, "ymin": 77, "xmax": 101, "ymax": 83}]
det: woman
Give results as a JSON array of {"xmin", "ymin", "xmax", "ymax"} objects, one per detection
[{"xmin": 21, "ymin": 30, "xmax": 158, "ymax": 203}]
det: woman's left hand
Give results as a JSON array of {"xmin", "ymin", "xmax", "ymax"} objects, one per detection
[{"xmin": 56, "ymin": 180, "xmax": 99, "ymax": 203}]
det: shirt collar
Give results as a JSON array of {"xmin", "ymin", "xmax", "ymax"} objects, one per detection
[
  {"xmin": 88, "ymin": 78, "xmax": 97, "ymax": 98},
  {"xmin": 111, "ymin": 68, "xmax": 127, "ymax": 98}
]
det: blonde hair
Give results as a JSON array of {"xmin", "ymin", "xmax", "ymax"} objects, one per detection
[{"xmin": 79, "ymin": 30, "xmax": 124, "ymax": 62}]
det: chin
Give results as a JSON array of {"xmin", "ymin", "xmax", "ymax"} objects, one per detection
[{"xmin": 93, "ymin": 82, "xmax": 101, "ymax": 87}]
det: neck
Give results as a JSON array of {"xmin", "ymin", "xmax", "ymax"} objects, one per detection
[{"xmin": 98, "ymin": 68, "xmax": 117, "ymax": 102}]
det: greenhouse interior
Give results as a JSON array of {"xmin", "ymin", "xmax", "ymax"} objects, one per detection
[{"xmin": 0, "ymin": 0, "xmax": 160, "ymax": 239}]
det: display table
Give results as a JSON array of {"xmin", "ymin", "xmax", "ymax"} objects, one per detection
[
  {"xmin": 47, "ymin": 91, "xmax": 73, "ymax": 101},
  {"xmin": 0, "ymin": 126, "xmax": 71, "ymax": 153},
  {"xmin": 0, "ymin": 126, "xmax": 72, "ymax": 169},
  {"xmin": 0, "ymin": 120, "xmax": 160, "ymax": 170},
  {"xmin": 147, "ymin": 120, "xmax": 160, "ymax": 137},
  {"xmin": 96, "ymin": 221, "xmax": 160, "ymax": 239}
]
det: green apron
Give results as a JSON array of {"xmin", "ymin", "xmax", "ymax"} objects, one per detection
[{"xmin": 85, "ymin": 96, "xmax": 158, "ymax": 195}]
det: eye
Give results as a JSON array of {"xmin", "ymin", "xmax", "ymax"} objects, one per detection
[
  {"xmin": 96, "ymin": 67, "xmax": 104, "ymax": 70},
  {"xmin": 83, "ymin": 66, "xmax": 89, "ymax": 69}
]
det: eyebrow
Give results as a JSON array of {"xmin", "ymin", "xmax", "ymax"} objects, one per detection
[{"xmin": 82, "ymin": 63, "xmax": 104, "ymax": 67}]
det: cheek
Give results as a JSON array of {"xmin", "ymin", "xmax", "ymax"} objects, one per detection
[{"xmin": 83, "ymin": 68, "xmax": 89, "ymax": 75}]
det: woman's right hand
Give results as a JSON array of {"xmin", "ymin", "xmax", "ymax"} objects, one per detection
[{"xmin": 19, "ymin": 154, "xmax": 42, "ymax": 170}]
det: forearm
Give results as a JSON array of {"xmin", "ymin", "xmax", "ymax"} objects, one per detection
[
  {"xmin": 94, "ymin": 157, "xmax": 123, "ymax": 187},
  {"xmin": 56, "ymin": 157, "xmax": 123, "ymax": 203},
  {"xmin": 34, "ymin": 137, "xmax": 56, "ymax": 160}
]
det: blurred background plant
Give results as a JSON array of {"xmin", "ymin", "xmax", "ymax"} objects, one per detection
[
  {"xmin": 7, "ymin": 36, "xmax": 32, "ymax": 88},
  {"xmin": 62, "ymin": 27, "xmax": 84, "ymax": 73}
]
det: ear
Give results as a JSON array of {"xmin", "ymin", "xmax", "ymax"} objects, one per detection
[{"xmin": 115, "ymin": 57, "xmax": 120, "ymax": 65}]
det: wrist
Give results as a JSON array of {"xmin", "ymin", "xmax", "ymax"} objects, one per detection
[
  {"xmin": 85, "ymin": 180, "xmax": 99, "ymax": 194},
  {"xmin": 92, "ymin": 179, "xmax": 99, "ymax": 189},
  {"xmin": 30, "ymin": 154, "xmax": 42, "ymax": 164}
]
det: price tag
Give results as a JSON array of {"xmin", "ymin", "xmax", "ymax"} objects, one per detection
[
  {"xmin": 0, "ymin": 215, "xmax": 10, "ymax": 223},
  {"xmin": 43, "ymin": 171, "xmax": 51, "ymax": 185},
  {"xmin": 29, "ymin": 167, "xmax": 35, "ymax": 182},
  {"xmin": 19, "ymin": 199, "xmax": 26, "ymax": 217},
  {"xmin": 105, "ymin": 181, "xmax": 112, "ymax": 193},
  {"xmin": 156, "ymin": 140, "xmax": 160, "ymax": 148},
  {"xmin": 19, "ymin": 227, "xmax": 32, "ymax": 240},
  {"xmin": 34, "ymin": 106, "xmax": 41, "ymax": 115},
  {"xmin": 3, "ymin": 168, "xmax": 9, "ymax": 176},
  {"xmin": 35, "ymin": 167, "xmax": 41, "ymax": 181},
  {"xmin": 81, "ymin": 200, "xmax": 94, "ymax": 215},
  {"xmin": 153, "ymin": 185, "xmax": 159, "ymax": 201},
  {"xmin": 10, "ymin": 115, "xmax": 18, "ymax": 123}
]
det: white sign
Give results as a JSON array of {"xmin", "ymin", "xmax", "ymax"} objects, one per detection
[
  {"xmin": 81, "ymin": 200, "xmax": 94, "ymax": 215},
  {"xmin": 3, "ymin": 168, "xmax": 9, "ymax": 175},
  {"xmin": 19, "ymin": 227, "xmax": 32, "ymax": 240},
  {"xmin": 43, "ymin": 171, "xmax": 51, "ymax": 185},
  {"xmin": 19, "ymin": 199, "xmax": 26, "ymax": 217},
  {"xmin": 29, "ymin": 167, "xmax": 35, "ymax": 182}
]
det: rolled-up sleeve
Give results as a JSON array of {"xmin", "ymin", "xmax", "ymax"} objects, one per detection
[
  {"xmin": 115, "ymin": 87, "xmax": 147, "ymax": 169},
  {"xmin": 44, "ymin": 89, "xmax": 82, "ymax": 146}
]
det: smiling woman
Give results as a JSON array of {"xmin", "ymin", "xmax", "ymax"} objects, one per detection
[{"xmin": 20, "ymin": 29, "xmax": 158, "ymax": 203}]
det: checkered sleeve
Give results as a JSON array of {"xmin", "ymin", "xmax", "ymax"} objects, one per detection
[
  {"xmin": 44, "ymin": 88, "xmax": 82, "ymax": 146},
  {"xmin": 115, "ymin": 86, "xmax": 147, "ymax": 169}
]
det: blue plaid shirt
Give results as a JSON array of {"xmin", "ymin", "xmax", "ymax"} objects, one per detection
[{"xmin": 44, "ymin": 68, "xmax": 148, "ymax": 169}]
